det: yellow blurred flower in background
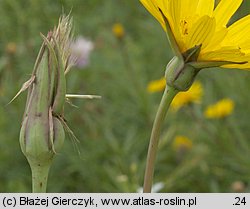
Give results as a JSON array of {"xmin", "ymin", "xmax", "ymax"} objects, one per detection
[
  {"xmin": 147, "ymin": 77, "xmax": 166, "ymax": 93},
  {"xmin": 147, "ymin": 78, "xmax": 203, "ymax": 110},
  {"xmin": 112, "ymin": 23, "xmax": 125, "ymax": 39},
  {"xmin": 171, "ymin": 81, "xmax": 203, "ymax": 110},
  {"xmin": 172, "ymin": 135, "xmax": 193, "ymax": 151},
  {"xmin": 5, "ymin": 42, "xmax": 17, "ymax": 55},
  {"xmin": 204, "ymin": 98, "xmax": 234, "ymax": 119}
]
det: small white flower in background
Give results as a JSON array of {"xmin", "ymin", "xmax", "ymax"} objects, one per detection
[
  {"xmin": 137, "ymin": 182, "xmax": 165, "ymax": 193},
  {"xmin": 70, "ymin": 36, "xmax": 94, "ymax": 68}
]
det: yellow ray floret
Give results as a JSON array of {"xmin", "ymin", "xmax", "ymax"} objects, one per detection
[{"xmin": 140, "ymin": 0, "xmax": 250, "ymax": 69}]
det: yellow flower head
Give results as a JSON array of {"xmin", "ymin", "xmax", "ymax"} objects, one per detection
[
  {"xmin": 204, "ymin": 98, "xmax": 234, "ymax": 119},
  {"xmin": 147, "ymin": 77, "xmax": 166, "ymax": 93},
  {"xmin": 171, "ymin": 81, "xmax": 203, "ymax": 110},
  {"xmin": 140, "ymin": 0, "xmax": 250, "ymax": 69},
  {"xmin": 112, "ymin": 23, "xmax": 125, "ymax": 39},
  {"xmin": 172, "ymin": 135, "xmax": 193, "ymax": 151}
]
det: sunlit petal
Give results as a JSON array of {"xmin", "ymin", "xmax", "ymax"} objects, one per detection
[
  {"xmin": 181, "ymin": 0, "xmax": 199, "ymax": 20},
  {"xmin": 197, "ymin": 0, "xmax": 214, "ymax": 17},
  {"xmin": 140, "ymin": 0, "xmax": 166, "ymax": 30},
  {"xmin": 226, "ymin": 15, "xmax": 250, "ymax": 44},
  {"xmin": 199, "ymin": 47, "xmax": 250, "ymax": 64},
  {"xmin": 186, "ymin": 16, "xmax": 215, "ymax": 49},
  {"xmin": 213, "ymin": 0, "xmax": 243, "ymax": 28},
  {"xmin": 203, "ymin": 28, "xmax": 228, "ymax": 52}
]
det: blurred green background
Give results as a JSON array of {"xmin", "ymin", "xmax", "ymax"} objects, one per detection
[{"xmin": 0, "ymin": 0, "xmax": 250, "ymax": 192}]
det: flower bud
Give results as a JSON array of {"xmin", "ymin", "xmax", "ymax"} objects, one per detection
[
  {"xmin": 165, "ymin": 44, "xmax": 202, "ymax": 92},
  {"xmin": 18, "ymin": 16, "xmax": 72, "ymax": 192},
  {"xmin": 165, "ymin": 56, "xmax": 198, "ymax": 91},
  {"xmin": 19, "ymin": 45, "xmax": 53, "ymax": 161}
]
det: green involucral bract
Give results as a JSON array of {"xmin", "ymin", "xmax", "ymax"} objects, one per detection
[{"xmin": 165, "ymin": 56, "xmax": 198, "ymax": 92}]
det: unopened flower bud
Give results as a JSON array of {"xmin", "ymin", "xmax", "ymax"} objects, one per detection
[
  {"xmin": 18, "ymin": 15, "xmax": 73, "ymax": 192},
  {"xmin": 165, "ymin": 56, "xmax": 198, "ymax": 91},
  {"xmin": 165, "ymin": 45, "xmax": 202, "ymax": 92}
]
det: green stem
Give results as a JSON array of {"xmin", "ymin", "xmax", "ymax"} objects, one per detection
[
  {"xmin": 143, "ymin": 85, "xmax": 178, "ymax": 193},
  {"xmin": 29, "ymin": 161, "xmax": 51, "ymax": 193}
]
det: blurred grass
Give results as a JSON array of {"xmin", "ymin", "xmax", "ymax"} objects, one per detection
[{"xmin": 0, "ymin": 0, "xmax": 250, "ymax": 192}]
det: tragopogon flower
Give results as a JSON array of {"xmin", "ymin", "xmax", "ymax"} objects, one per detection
[
  {"xmin": 204, "ymin": 98, "xmax": 234, "ymax": 118},
  {"xmin": 172, "ymin": 135, "xmax": 193, "ymax": 151},
  {"xmin": 147, "ymin": 77, "xmax": 166, "ymax": 93},
  {"xmin": 112, "ymin": 23, "xmax": 125, "ymax": 39},
  {"xmin": 140, "ymin": 0, "xmax": 250, "ymax": 69}
]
